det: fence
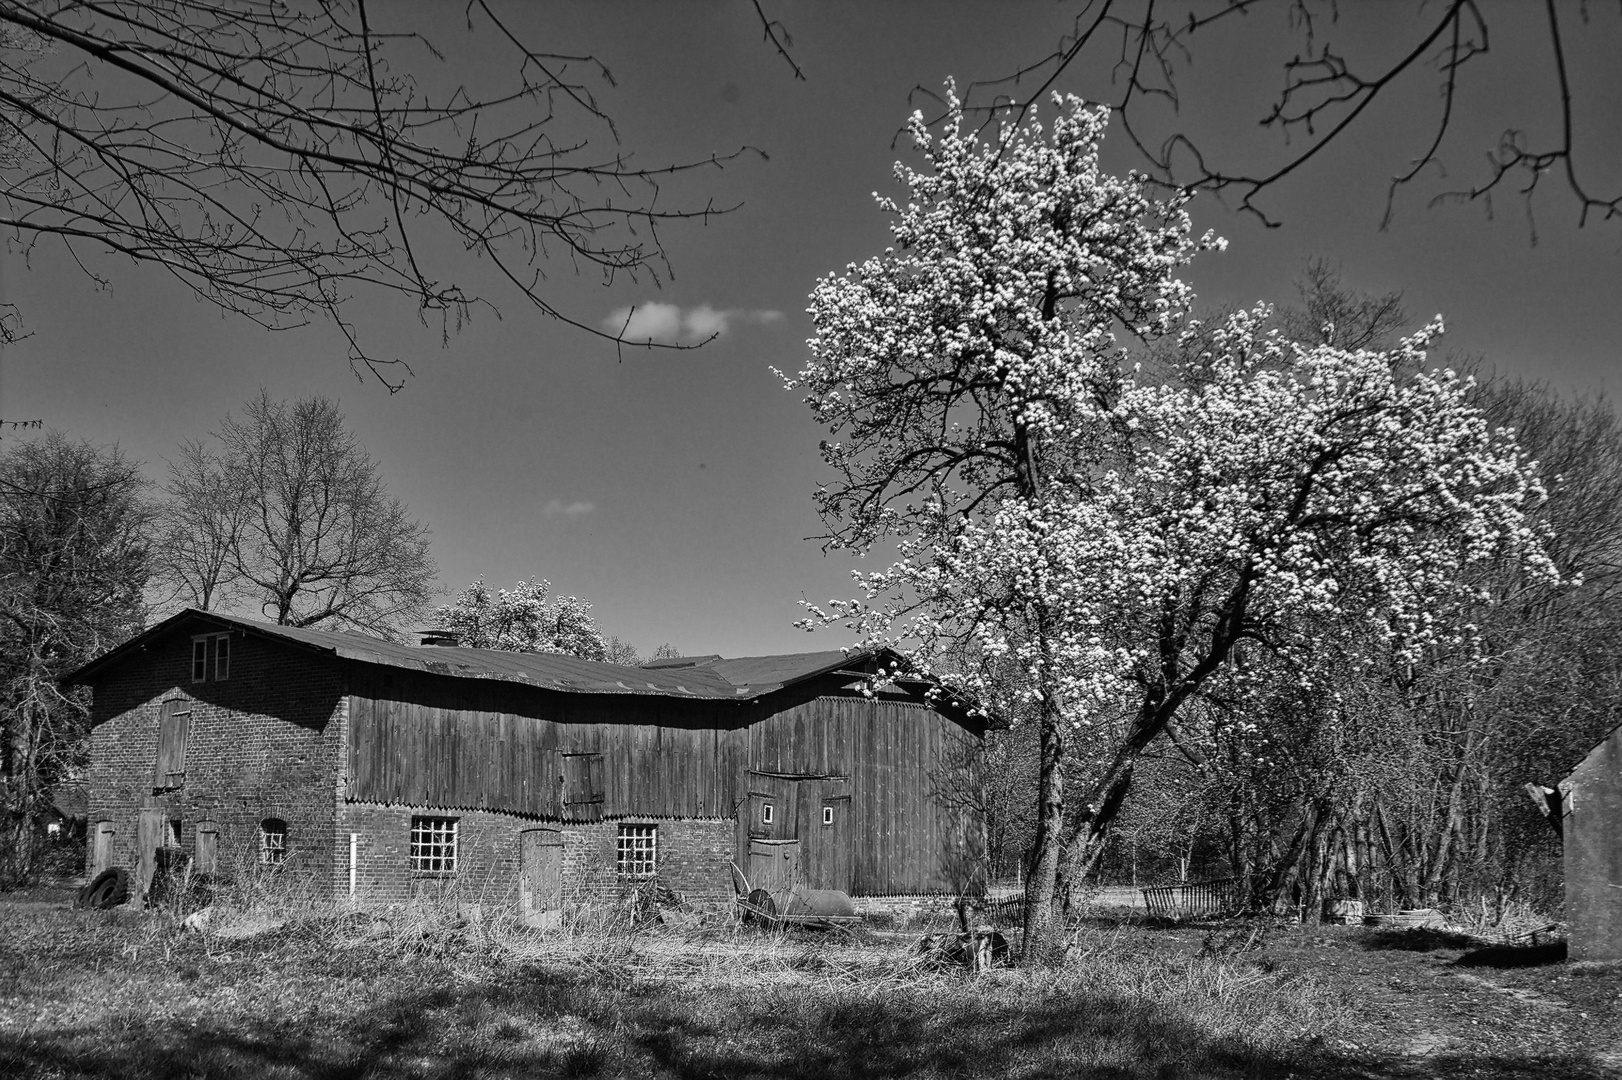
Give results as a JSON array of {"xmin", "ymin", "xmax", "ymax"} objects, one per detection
[{"xmin": 1141, "ymin": 877, "xmax": 1247, "ymax": 921}]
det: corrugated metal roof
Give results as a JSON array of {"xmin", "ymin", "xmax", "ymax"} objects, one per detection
[{"xmin": 63, "ymin": 609, "xmax": 877, "ymax": 702}]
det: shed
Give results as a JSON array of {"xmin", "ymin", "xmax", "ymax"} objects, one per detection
[
  {"xmin": 1561, "ymin": 723, "xmax": 1622, "ymax": 961},
  {"xmin": 64, "ymin": 609, "xmax": 988, "ymax": 911}
]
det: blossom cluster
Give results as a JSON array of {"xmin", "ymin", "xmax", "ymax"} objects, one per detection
[{"xmin": 792, "ymin": 88, "xmax": 1554, "ymax": 735}]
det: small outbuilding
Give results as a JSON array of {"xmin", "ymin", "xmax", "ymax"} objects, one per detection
[
  {"xmin": 65, "ymin": 610, "xmax": 988, "ymax": 914},
  {"xmin": 1561, "ymin": 723, "xmax": 1622, "ymax": 961}
]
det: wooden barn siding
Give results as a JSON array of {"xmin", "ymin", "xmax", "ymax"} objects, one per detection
[
  {"xmin": 347, "ymin": 664, "xmax": 750, "ymax": 820},
  {"xmin": 743, "ymin": 694, "xmax": 981, "ymax": 896},
  {"xmin": 346, "ymin": 665, "xmax": 983, "ymax": 895}
]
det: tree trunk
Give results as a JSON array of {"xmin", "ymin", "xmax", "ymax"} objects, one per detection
[{"xmin": 1020, "ymin": 613, "xmax": 1068, "ymax": 962}]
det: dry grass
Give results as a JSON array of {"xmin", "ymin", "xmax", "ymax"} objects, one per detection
[{"xmin": 1, "ymin": 893, "xmax": 1617, "ymax": 1080}]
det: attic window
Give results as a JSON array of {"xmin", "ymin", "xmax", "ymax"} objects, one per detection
[{"xmin": 191, "ymin": 633, "xmax": 230, "ymax": 683}]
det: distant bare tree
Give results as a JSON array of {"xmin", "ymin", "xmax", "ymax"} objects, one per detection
[
  {"xmin": 0, "ymin": 434, "xmax": 150, "ymax": 886},
  {"xmin": 0, "ymin": 2, "xmax": 754, "ymax": 384},
  {"xmin": 154, "ymin": 438, "xmax": 247, "ymax": 611},
  {"xmin": 169, "ymin": 392, "xmax": 434, "ymax": 636}
]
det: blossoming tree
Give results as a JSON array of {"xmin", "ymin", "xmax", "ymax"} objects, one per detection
[
  {"xmin": 434, "ymin": 578, "xmax": 610, "ymax": 661},
  {"xmin": 787, "ymin": 89, "xmax": 1554, "ymax": 953}
]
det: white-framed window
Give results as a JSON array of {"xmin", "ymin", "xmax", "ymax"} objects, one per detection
[
  {"xmin": 259, "ymin": 818, "xmax": 288, "ymax": 865},
  {"xmin": 616, "ymin": 824, "xmax": 657, "ymax": 879},
  {"xmin": 823, "ymin": 805, "xmax": 835, "ymax": 826},
  {"xmin": 762, "ymin": 802, "xmax": 774, "ymax": 825},
  {"xmin": 192, "ymin": 633, "xmax": 230, "ymax": 682},
  {"xmin": 410, "ymin": 816, "xmax": 458, "ymax": 874}
]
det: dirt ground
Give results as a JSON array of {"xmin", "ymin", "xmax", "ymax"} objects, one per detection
[{"xmin": 0, "ymin": 888, "xmax": 1617, "ymax": 1080}]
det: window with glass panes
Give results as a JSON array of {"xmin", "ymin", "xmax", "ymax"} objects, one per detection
[
  {"xmin": 616, "ymin": 824, "xmax": 657, "ymax": 879},
  {"xmin": 259, "ymin": 818, "xmax": 287, "ymax": 865},
  {"xmin": 409, "ymin": 816, "xmax": 458, "ymax": 873}
]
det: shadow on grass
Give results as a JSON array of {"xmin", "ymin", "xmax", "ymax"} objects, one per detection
[
  {"xmin": 1453, "ymin": 941, "xmax": 1567, "ymax": 969},
  {"xmin": 1, "ymin": 961, "xmax": 1614, "ymax": 1080},
  {"xmin": 1358, "ymin": 928, "xmax": 1569, "ymax": 969}
]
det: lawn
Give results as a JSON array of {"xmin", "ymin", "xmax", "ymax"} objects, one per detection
[{"xmin": 0, "ymin": 891, "xmax": 1617, "ymax": 1079}]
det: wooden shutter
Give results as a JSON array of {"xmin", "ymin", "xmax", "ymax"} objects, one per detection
[
  {"xmin": 153, "ymin": 700, "xmax": 190, "ymax": 788},
  {"xmin": 562, "ymin": 753, "xmax": 605, "ymax": 805}
]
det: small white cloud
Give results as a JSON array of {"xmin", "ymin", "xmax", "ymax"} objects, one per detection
[
  {"xmin": 602, "ymin": 302, "xmax": 785, "ymax": 345},
  {"xmin": 543, "ymin": 499, "xmax": 595, "ymax": 518},
  {"xmin": 683, "ymin": 303, "xmax": 730, "ymax": 340}
]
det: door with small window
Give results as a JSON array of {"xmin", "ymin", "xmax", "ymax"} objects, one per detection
[
  {"xmin": 799, "ymin": 778, "xmax": 852, "ymax": 893},
  {"xmin": 741, "ymin": 772, "xmax": 852, "ymax": 893}
]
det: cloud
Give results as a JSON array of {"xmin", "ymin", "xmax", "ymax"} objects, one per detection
[
  {"xmin": 602, "ymin": 302, "xmax": 784, "ymax": 345},
  {"xmin": 542, "ymin": 499, "xmax": 595, "ymax": 518}
]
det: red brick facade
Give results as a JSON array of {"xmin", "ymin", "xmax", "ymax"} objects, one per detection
[
  {"xmin": 83, "ymin": 616, "xmax": 741, "ymax": 908},
  {"xmin": 85, "ymin": 626, "xmax": 346, "ymax": 893}
]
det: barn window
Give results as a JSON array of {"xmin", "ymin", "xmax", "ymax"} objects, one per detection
[
  {"xmin": 410, "ymin": 816, "xmax": 458, "ymax": 874},
  {"xmin": 259, "ymin": 818, "xmax": 288, "ymax": 865},
  {"xmin": 762, "ymin": 803, "xmax": 774, "ymax": 825},
  {"xmin": 153, "ymin": 700, "xmax": 191, "ymax": 790},
  {"xmin": 823, "ymin": 805, "xmax": 835, "ymax": 826},
  {"xmin": 616, "ymin": 824, "xmax": 657, "ymax": 879},
  {"xmin": 191, "ymin": 633, "xmax": 230, "ymax": 682}
]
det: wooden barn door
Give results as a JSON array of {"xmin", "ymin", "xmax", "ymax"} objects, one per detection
[
  {"xmin": 135, "ymin": 807, "xmax": 169, "ymax": 899},
  {"xmin": 519, "ymin": 828, "xmax": 564, "ymax": 919},
  {"xmin": 797, "ymin": 779, "xmax": 852, "ymax": 893},
  {"xmin": 742, "ymin": 771, "xmax": 852, "ymax": 894},
  {"xmin": 747, "ymin": 838, "xmax": 800, "ymax": 895},
  {"xmin": 91, "ymin": 821, "xmax": 116, "ymax": 877}
]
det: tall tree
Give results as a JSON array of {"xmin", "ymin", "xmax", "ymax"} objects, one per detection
[
  {"xmin": 789, "ymin": 87, "xmax": 1216, "ymax": 951},
  {"xmin": 0, "ymin": 434, "xmax": 150, "ymax": 887},
  {"xmin": 434, "ymin": 578, "xmax": 610, "ymax": 662},
  {"xmin": 0, "ymin": 2, "xmax": 754, "ymax": 381},
  {"xmin": 792, "ymin": 90, "xmax": 1553, "ymax": 955},
  {"xmin": 167, "ymin": 392, "xmax": 435, "ymax": 636}
]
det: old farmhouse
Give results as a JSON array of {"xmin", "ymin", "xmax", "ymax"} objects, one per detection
[{"xmin": 65, "ymin": 610, "xmax": 988, "ymax": 914}]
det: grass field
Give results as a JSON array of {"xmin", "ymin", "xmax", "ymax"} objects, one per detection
[{"xmin": 1, "ymin": 889, "xmax": 1617, "ymax": 1079}]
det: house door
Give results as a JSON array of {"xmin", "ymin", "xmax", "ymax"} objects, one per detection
[{"xmin": 518, "ymin": 828, "xmax": 564, "ymax": 917}]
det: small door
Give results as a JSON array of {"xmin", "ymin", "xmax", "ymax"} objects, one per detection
[
  {"xmin": 194, "ymin": 822, "xmax": 219, "ymax": 875},
  {"xmin": 519, "ymin": 827, "xmax": 564, "ymax": 915},
  {"xmin": 91, "ymin": 821, "xmax": 115, "ymax": 876},
  {"xmin": 748, "ymin": 838, "xmax": 800, "ymax": 896},
  {"xmin": 135, "ymin": 808, "xmax": 171, "ymax": 899}
]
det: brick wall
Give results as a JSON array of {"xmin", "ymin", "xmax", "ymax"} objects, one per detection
[
  {"xmin": 558, "ymin": 819, "xmax": 734, "ymax": 906},
  {"xmin": 85, "ymin": 625, "xmax": 346, "ymax": 896},
  {"xmin": 332, "ymin": 802, "xmax": 736, "ymax": 909}
]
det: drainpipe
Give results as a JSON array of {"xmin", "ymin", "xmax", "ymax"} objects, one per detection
[{"xmin": 349, "ymin": 832, "xmax": 358, "ymax": 900}]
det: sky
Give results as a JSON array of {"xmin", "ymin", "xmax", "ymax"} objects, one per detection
[{"xmin": 2, "ymin": 2, "xmax": 1619, "ymax": 659}]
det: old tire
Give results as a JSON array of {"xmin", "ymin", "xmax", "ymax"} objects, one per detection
[{"xmin": 77, "ymin": 867, "xmax": 130, "ymax": 910}]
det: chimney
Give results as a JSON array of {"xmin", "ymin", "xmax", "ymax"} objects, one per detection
[{"xmin": 418, "ymin": 628, "xmax": 461, "ymax": 647}]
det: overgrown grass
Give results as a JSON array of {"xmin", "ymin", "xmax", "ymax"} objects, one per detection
[{"xmin": 1, "ymin": 897, "xmax": 1616, "ymax": 1079}]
